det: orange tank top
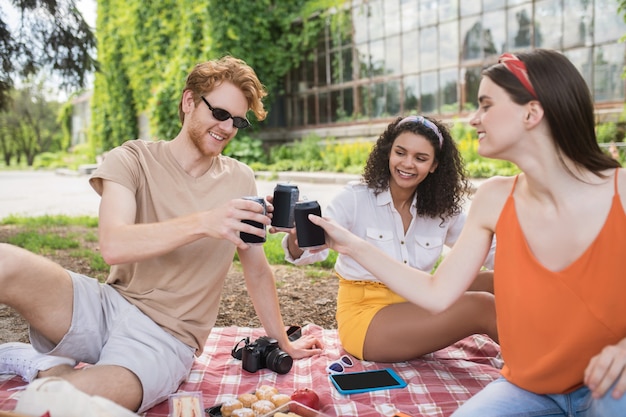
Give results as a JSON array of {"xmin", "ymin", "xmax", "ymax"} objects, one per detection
[{"xmin": 494, "ymin": 169, "xmax": 626, "ymax": 393}]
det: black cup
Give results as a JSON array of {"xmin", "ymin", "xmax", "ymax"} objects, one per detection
[
  {"xmin": 271, "ymin": 184, "xmax": 299, "ymax": 231},
  {"xmin": 294, "ymin": 200, "xmax": 325, "ymax": 248},
  {"xmin": 240, "ymin": 196, "xmax": 266, "ymax": 245}
]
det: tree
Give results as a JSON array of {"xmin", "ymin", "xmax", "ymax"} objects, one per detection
[
  {"xmin": 0, "ymin": 0, "xmax": 97, "ymax": 111},
  {"xmin": 1, "ymin": 81, "xmax": 63, "ymax": 166}
]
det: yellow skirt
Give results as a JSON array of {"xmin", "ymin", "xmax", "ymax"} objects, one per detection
[{"xmin": 336, "ymin": 273, "xmax": 407, "ymax": 359}]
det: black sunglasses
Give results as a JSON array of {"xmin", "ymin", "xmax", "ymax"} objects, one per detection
[{"xmin": 200, "ymin": 96, "xmax": 250, "ymax": 129}]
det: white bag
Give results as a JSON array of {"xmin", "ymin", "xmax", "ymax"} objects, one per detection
[{"xmin": 14, "ymin": 377, "xmax": 138, "ymax": 417}]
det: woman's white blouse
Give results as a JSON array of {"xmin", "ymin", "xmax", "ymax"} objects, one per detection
[{"xmin": 282, "ymin": 181, "xmax": 495, "ymax": 282}]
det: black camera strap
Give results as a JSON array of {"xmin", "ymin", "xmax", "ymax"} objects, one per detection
[{"xmin": 231, "ymin": 337, "xmax": 249, "ymax": 360}]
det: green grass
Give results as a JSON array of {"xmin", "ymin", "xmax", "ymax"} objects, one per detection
[
  {"xmin": 236, "ymin": 232, "xmax": 337, "ymax": 269},
  {"xmin": 2, "ymin": 215, "xmax": 337, "ymax": 270},
  {"xmin": 1, "ymin": 214, "xmax": 98, "ymax": 228},
  {"xmin": 6, "ymin": 230, "xmax": 80, "ymax": 254}
]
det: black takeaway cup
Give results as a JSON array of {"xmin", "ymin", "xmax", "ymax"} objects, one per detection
[
  {"xmin": 294, "ymin": 200, "xmax": 325, "ymax": 249},
  {"xmin": 240, "ymin": 196, "xmax": 266, "ymax": 245},
  {"xmin": 271, "ymin": 183, "xmax": 299, "ymax": 231}
]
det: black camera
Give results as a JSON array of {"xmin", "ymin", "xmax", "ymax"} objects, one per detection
[
  {"xmin": 231, "ymin": 326, "xmax": 300, "ymax": 375},
  {"xmin": 240, "ymin": 336, "xmax": 293, "ymax": 374}
]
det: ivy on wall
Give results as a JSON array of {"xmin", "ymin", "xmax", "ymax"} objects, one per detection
[{"xmin": 89, "ymin": 0, "xmax": 345, "ymax": 153}]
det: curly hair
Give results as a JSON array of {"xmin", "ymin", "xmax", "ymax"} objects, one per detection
[
  {"xmin": 362, "ymin": 116, "xmax": 470, "ymax": 221},
  {"xmin": 178, "ymin": 55, "xmax": 268, "ymax": 124}
]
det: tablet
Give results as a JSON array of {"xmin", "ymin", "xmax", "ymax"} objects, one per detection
[{"xmin": 329, "ymin": 368, "xmax": 407, "ymax": 395}]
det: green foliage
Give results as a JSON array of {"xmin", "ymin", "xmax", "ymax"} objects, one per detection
[
  {"xmin": 223, "ymin": 135, "xmax": 268, "ymax": 165},
  {"xmin": 0, "ymin": 82, "xmax": 65, "ymax": 166},
  {"xmin": 596, "ymin": 122, "xmax": 619, "ymax": 143},
  {"xmin": 91, "ymin": 0, "xmax": 344, "ymax": 149}
]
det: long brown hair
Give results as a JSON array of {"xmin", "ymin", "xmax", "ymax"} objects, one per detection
[{"xmin": 483, "ymin": 49, "xmax": 620, "ymax": 177}]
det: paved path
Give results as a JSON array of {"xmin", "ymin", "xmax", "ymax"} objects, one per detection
[
  {"xmin": 0, "ymin": 170, "xmax": 482, "ymax": 220},
  {"xmin": 0, "ymin": 170, "xmax": 353, "ymax": 220}
]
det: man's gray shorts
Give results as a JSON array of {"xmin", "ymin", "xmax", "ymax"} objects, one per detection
[{"xmin": 30, "ymin": 271, "xmax": 195, "ymax": 412}]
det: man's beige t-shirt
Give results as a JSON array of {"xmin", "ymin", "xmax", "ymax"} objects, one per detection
[{"xmin": 89, "ymin": 139, "xmax": 257, "ymax": 354}]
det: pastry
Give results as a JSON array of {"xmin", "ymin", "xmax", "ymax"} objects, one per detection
[
  {"xmin": 255, "ymin": 385, "xmax": 279, "ymax": 401},
  {"xmin": 220, "ymin": 398, "xmax": 244, "ymax": 417},
  {"xmin": 238, "ymin": 392, "xmax": 259, "ymax": 408},
  {"xmin": 270, "ymin": 393, "xmax": 291, "ymax": 407},
  {"xmin": 251, "ymin": 399, "xmax": 276, "ymax": 415},
  {"xmin": 231, "ymin": 408, "xmax": 255, "ymax": 417}
]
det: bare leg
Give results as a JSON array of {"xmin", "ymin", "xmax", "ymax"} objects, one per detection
[
  {"xmin": 39, "ymin": 364, "xmax": 143, "ymax": 411},
  {"xmin": 0, "ymin": 243, "xmax": 73, "ymax": 344},
  {"xmin": 362, "ymin": 291, "xmax": 497, "ymax": 362},
  {"xmin": 0, "ymin": 244, "xmax": 143, "ymax": 411}
]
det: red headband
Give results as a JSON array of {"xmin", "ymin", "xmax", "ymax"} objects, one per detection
[{"xmin": 498, "ymin": 53, "xmax": 538, "ymax": 99}]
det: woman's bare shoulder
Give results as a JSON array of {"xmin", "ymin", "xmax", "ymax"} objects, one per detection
[
  {"xmin": 472, "ymin": 175, "xmax": 517, "ymax": 199},
  {"xmin": 467, "ymin": 175, "xmax": 517, "ymax": 228}
]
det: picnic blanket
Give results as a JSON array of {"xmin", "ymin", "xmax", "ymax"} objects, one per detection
[{"xmin": 0, "ymin": 325, "xmax": 502, "ymax": 417}]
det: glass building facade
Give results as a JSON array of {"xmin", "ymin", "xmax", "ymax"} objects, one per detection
[{"xmin": 261, "ymin": 0, "xmax": 626, "ymax": 141}]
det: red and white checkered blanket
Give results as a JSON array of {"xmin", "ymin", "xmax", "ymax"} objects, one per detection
[{"xmin": 0, "ymin": 325, "xmax": 502, "ymax": 417}]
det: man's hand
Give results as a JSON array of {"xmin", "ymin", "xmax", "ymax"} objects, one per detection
[
  {"xmin": 201, "ymin": 198, "xmax": 271, "ymax": 249},
  {"xmin": 584, "ymin": 339, "xmax": 626, "ymax": 399}
]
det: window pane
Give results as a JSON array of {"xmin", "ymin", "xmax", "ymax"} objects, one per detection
[
  {"xmin": 420, "ymin": 71, "xmax": 438, "ymax": 113},
  {"xmin": 371, "ymin": 82, "xmax": 387, "ymax": 117},
  {"xmin": 564, "ymin": 47, "xmax": 593, "ymax": 92},
  {"xmin": 370, "ymin": 39, "xmax": 385, "ymax": 77},
  {"xmin": 461, "ymin": 17, "xmax": 483, "ymax": 60},
  {"xmin": 359, "ymin": 85, "xmax": 372, "ymax": 117},
  {"xmin": 419, "ymin": 0, "xmax": 438, "ymax": 27},
  {"xmin": 319, "ymin": 91, "xmax": 330, "ymax": 124},
  {"xmin": 563, "ymin": 0, "xmax": 592, "ymax": 48},
  {"xmin": 594, "ymin": 0, "xmax": 626, "ymax": 44},
  {"xmin": 593, "ymin": 43, "xmax": 626, "ymax": 102},
  {"xmin": 385, "ymin": 0, "xmax": 402, "ymax": 36},
  {"xmin": 317, "ymin": 52, "xmax": 328, "ymax": 86},
  {"xmin": 439, "ymin": 21, "xmax": 458, "ymax": 67},
  {"xmin": 439, "ymin": 0, "xmax": 458, "ymax": 22},
  {"xmin": 306, "ymin": 95, "xmax": 316, "ymax": 126},
  {"xmin": 508, "ymin": 5, "xmax": 533, "ymax": 50},
  {"xmin": 484, "ymin": 10, "xmax": 507, "ymax": 55},
  {"xmin": 534, "ymin": 0, "xmax": 562, "ymax": 49},
  {"xmin": 293, "ymin": 96, "xmax": 305, "ymax": 127},
  {"xmin": 368, "ymin": 0, "xmax": 385, "ymax": 40},
  {"xmin": 355, "ymin": 42, "xmax": 369, "ymax": 79},
  {"xmin": 343, "ymin": 47, "xmax": 354, "ymax": 82},
  {"xmin": 420, "ymin": 26, "xmax": 438, "ymax": 71},
  {"xmin": 387, "ymin": 79, "xmax": 402, "ymax": 116},
  {"xmin": 353, "ymin": 5, "xmax": 369, "ymax": 45},
  {"xmin": 331, "ymin": 87, "xmax": 354, "ymax": 122},
  {"xmin": 440, "ymin": 68, "xmax": 459, "ymax": 114},
  {"xmin": 402, "ymin": 29, "xmax": 420, "ymax": 74},
  {"xmin": 461, "ymin": 1, "xmax": 481, "ymax": 16},
  {"xmin": 385, "ymin": 34, "xmax": 402, "ymax": 76},
  {"xmin": 483, "ymin": 0, "xmax": 505, "ymax": 12},
  {"xmin": 462, "ymin": 66, "xmax": 482, "ymax": 112},
  {"xmin": 401, "ymin": 0, "xmax": 420, "ymax": 32},
  {"xmin": 403, "ymin": 75, "xmax": 420, "ymax": 113}
]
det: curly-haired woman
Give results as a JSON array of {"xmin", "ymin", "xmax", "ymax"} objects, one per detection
[{"xmin": 279, "ymin": 116, "xmax": 497, "ymax": 362}]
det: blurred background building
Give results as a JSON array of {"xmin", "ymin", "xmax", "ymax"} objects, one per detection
[{"xmin": 258, "ymin": 0, "xmax": 626, "ymax": 143}]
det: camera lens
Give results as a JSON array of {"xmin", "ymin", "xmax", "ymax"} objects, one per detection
[{"xmin": 265, "ymin": 348, "xmax": 293, "ymax": 374}]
